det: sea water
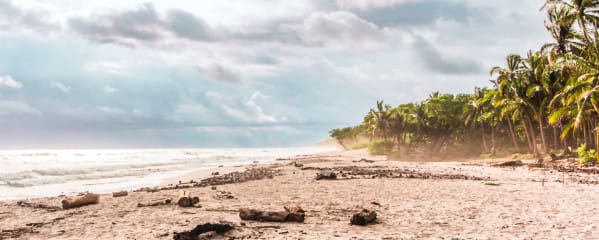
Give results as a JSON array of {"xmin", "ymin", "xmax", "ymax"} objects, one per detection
[{"xmin": 0, "ymin": 147, "xmax": 332, "ymax": 200}]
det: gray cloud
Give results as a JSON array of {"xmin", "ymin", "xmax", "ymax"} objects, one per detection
[
  {"xmin": 196, "ymin": 64, "xmax": 242, "ymax": 84},
  {"xmin": 336, "ymin": 0, "xmax": 416, "ymax": 11},
  {"xmin": 412, "ymin": 38, "xmax": 482, "ymax": 75},
  {"xmin": 349, "ymin": 0, "xmax": 478, "ymax": 27},
  {"xmin": 68, "ymin": 3, "xmax": 217, "ymax": 46},
  {"xmin": 68, "ymin": 3, "xmax": 162, "ymax": 45},
  {"xmin": 166, "ymin": 9, "xmax": 217, "ymax": 41},
  {"xmin": 67, "ymin": 3, "xmax": 386, "ymax": 50},
  {"xmin": 0, "ymin": 0, "xmax": 60, "ymax": 33}
]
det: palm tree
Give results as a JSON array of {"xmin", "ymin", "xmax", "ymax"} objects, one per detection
[
  {"xmin": 388, "ymin": 108, "xmax": 406, "ymax": 152},
  {"xmin": 368, "ymin": 100, "xmax": 391, "ymax": 140},
  {"xmin": 543, "ymin": 5, "xmax": 578, "ymax": 56},
  {"xmin": 521, "ymin": 50, "xmax": 553, "ymax": 153},
  {"xmin": 492, "ymin": 54, "xmax": 539, "ymax": 154},
  {"xmin": 542, "ymin": 0, "xmax": 599, "ymax": 55},
  {"xmin": 465, "ymin": 87, "xmax": 490, "ymax": 153}
]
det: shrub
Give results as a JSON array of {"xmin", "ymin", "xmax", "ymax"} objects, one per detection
[
  {"xmin": 577, "ymin": 144, "xmax": 597, "ymax": 165},
  {"xmin": 368, "ymin": 140, "xmax": 394, "ymax": 155},
  {"xmin": 351, "ymin": 142, "xmax": 369, "ymax": 150}
]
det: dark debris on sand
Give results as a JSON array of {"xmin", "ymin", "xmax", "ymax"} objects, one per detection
[
  {"xmin": 154, "ymin": 167, "xmax": 282, "ymax": 192},
  {"xmin": 303, "ymin": 166, "xmax": 490, "ymax": 181}
]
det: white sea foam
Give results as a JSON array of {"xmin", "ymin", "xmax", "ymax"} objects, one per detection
[{"xmin": 0, "ymin": 147, "xmax": 333, "ymax": 200}]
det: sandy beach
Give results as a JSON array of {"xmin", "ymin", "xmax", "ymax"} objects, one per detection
[{"xmin": 2, "ymin": 149, "xmax": 599, "ymax": 239}]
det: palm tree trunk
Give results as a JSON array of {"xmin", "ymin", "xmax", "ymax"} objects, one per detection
[
  {"xmin": 595, "ymin": 126, "xmax": 599, "ymax": 159},
  {"xmin": 491, "ymin": 126, "xmax": 496, "ymax": 155},
  {"xmin": 584, "ymin": 121, "xmax": 589, "ymax": 147},
  {"xmin": 538, "ymin": 115, "xmax": 548, "ymax": 153},
  {"xmin": 507, "ymin": 118, "xmax": 520, "ymax": 152},
  {"xmin": 481, "ymin": 122, "xmax": 489, "ymax": 153},
  {"xmin": 338, "ymin": 140, "xmax": 347, "ymax": 150},
  {"xmin": 553, "ymin": 125, "xmax": 559, "ymax": 150},
  {"xmin": 522, "ymin": 119, "xmax": 534, "ymax": 153},
  {"xmin": 526, "ymin": 116, "xmax": 538, "ymax": 155}
]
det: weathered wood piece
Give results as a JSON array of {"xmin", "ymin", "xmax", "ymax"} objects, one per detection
[
  {"xmin": 173, "ymin": 222, "xmax": 234, "ymax": 240},
  {"xmin": 239, "ymin": 208, "xmax": 288, "ymax": 222},
  {"xmin": 239, "ymin": 204, "xmax": 305, "ymax": 223},
  {"xmin": 137, "ymin": 198, "xmax": 172, "ymax": 207},
  {"xmin": 315, "ymin": 171, "xmax": 337, "ymax": 180},
  {"xmin": 350, "ymin": 209, "xmax": 377, "ymax": 226},
  {"xmin": 214, "ymin": 191, "xmax": 234, "ymax": 199},
  {"xmin": 493, "ymin": 160, "xmax": 523, "ymax": 167},
  {"xmin": 61, "ymin": 193, "xmax": 100, "ymax": 209},
  {"xmin": 16, "ymin": 201, "xmax": 61, "ymax": 211},
  {"xmin": 284, "ymin": 203, "xmax": 305, "ymax": 222},
  {"xmin": 177, "ymin": 190, "xmax": 199, "ymax": 207},
  {"xmin": 112, "ymin": 191, "xmax": 128, "ymax": 197}
]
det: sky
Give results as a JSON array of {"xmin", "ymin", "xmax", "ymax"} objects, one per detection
[{"xmin": 0, "ymin": 0, "xmax": 551, "ymax": 148}]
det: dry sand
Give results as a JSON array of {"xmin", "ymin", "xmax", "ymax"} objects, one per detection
[{"xmin": 2, "ymin": 149, "xmax": 599, "ymax": 239}]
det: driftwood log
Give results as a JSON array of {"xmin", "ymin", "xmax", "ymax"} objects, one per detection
[
  {"xmin": 494, "ymin": 160, "xmax": 523, "ymax": 167},
  {"xmin": 17, "ymin": 201, "xmax": 61, "ymax": 211},
  {"xmin": 350, "ymin": 209, "xmax": 377, "ymax": 226},
  {"xmin": 112, "ymin": 191, "xmax": 128, "ymax": 197},
  {"xmin": 62, "ymin": 193, "xmax": 99, "ymax": 209},
  {"xmin": 137, "ymin": 198, "xmax": 172, "ymax": 207},
  {"xmin": 239, "ymin": 204, "xmax": 305, "ymax": 222},
  {"xmin": 316, "ymin": 171, "xmax": 337, "ymax": 180},
  {"xmin": 177, "ymin": 190, "xmax": 199, "ymax": 207},
  {"xmin": 239, "ymin": 209, "xmax": 288, "ymax": 222},
  {"xmin": 173, "ymin": 223, "xmax": 234, "ymax": 240}
]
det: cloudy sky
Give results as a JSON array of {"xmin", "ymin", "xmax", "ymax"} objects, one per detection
[{"xmin": 0, "ymin": 0, "xmax": 550, "ymax": 148}]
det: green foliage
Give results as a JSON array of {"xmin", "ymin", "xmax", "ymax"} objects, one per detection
[
  {"xmin": 577, "ymin": 144, "xmax": 597, "ymax": 165},
  {"xmin": 350, "ymin": 142, "xmax": 369, "ymax": 150},
  {"xmin": 368, "ymin": 140, "xmax": 394, "ymax": 155}
]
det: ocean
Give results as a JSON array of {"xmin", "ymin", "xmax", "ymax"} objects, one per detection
[{"xmin": 0, "ymin": 147, "xmax": 332, "ymax": 200}]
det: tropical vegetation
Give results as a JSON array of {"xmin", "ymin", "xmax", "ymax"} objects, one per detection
[{"xmin": 330, "ymin": 0, "xmax": 599, "ymax": 162}]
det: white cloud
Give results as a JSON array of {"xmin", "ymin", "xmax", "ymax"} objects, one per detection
[
  {"xmin": 0, "ymin": 75, "xmax": 23, "ymax": 89},
  {"xmin": 86, "ymin": 61, "xmax": 129, "ymax": 75},
  {"xmin": 97, "ymin": 106, "xmax": 125, "ymax": 114},
  {"xmin": 244, "ymin": 91, "xmax": 278, "ymax": 123},
  {"xmin": 204, "ymin": 90, "xmax": 280, "ymax": 123},
  {"xmin": 50, "ymin": 81, "xmax": 70, "ymax": 93},
  {"xmin": 283, "ymin": 11, "xmax": 385, "ymax": 50},
  {"xmin": 103, "ymin": 85, "xmax": 118, "ymax": 93}
]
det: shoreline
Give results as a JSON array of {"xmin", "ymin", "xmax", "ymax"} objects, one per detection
[
  {"xmin": 3, "ymin": 149, "xmax": 599, "ymax": 239},
  {"xmin": 0, "ymin": 147, "xmax": 336, "ymax": 201}
]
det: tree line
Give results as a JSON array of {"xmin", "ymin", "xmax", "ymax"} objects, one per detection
[{"xmin": 330, "ymin": 0, "xmax": 599, "ymax": 160}]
